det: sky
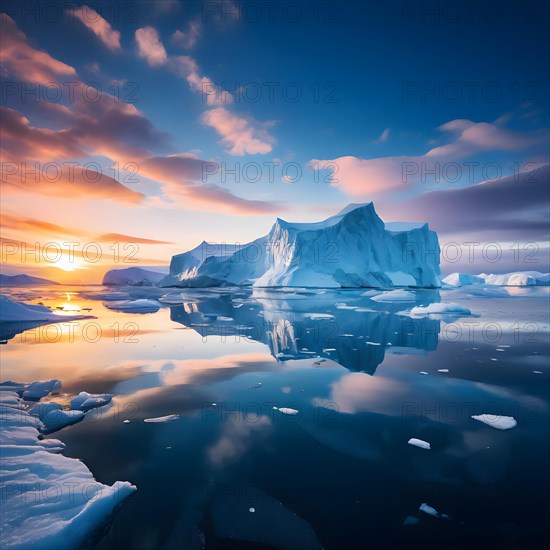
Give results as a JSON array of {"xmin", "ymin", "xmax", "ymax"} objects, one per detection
[{"xmin": 1, "ymin": 0, "xmax": 549, "ymax": 282}]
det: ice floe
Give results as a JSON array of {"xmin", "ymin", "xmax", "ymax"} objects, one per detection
[
  {"xmin": 144, "ymin": 414, "xmax": 180, "ymax": 423},
  {"xmin": 471, "ymin": 414, "xmax": 517, "ymax": 430},
  {"xmin": 408, "ymin": 438, "xmax": 431, "ymax": 450}
]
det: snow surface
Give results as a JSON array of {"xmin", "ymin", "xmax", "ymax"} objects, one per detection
[
  {"xmin": 471, "ymin": 414, "xmax": 517, "ymax": 430},
  {"xmin": 159, "ymin": 203, "xmax": 440, "ymax": 288},
  {"xmin": 0, "ymin": 388, "xmax": 136, "ymax": 549}
]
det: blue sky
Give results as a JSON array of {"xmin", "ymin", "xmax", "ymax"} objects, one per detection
[{"xmin": 1, "ymin": 0, "xmax": 549, "ymax": 280}]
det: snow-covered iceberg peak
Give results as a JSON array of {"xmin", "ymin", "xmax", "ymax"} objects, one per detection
[{"xmin": 161, "ymin": 203, "xmax": 441, "ymax": 288}]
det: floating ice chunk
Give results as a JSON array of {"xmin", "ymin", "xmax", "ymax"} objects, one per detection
[
  {"xmin": 442, "ymin": 273, "xmax": 484, "ymax": 287},
  {"xmin": 41, "ymin": 409, "xmax": 85, "ymax": 433},
  {"xmin": 410, "ymin": 302, "xmax": 473, "ymax": 317},
  {"xmin": 366, "ymin": 341, "xmax": 382, "ymax": 346},
  {"xmin": 249, "ymin": 382, "xmax": 263, "ymax": 389},
  {"xmin": 408, "ymin": 438, "xmax": 431, "ymax": 450},
  {"xmin": 29, "ymin": 401, "xmax": 62, "ymax": 420},
  {"xmin": 22, "ymin": 380, "xmax": 62, "ymax": 400},
  {"xmin": 437, "ymin": 369, "xmax": 449, "ymax": 373},
  {"xmin": 371, "ymin": 290, "xmax": 416, "ymax": 302},
  {"xmin": 419, "ymin": 371, "xmax": 428, "ymax": 375},
  {"xmin": 273, "ymin": 407, "xmax": 300, "ymax": 416},
  {"xmin": 419, "ymin": 503, "xmax": 439, "ymax": 517},
  {"xmin": 123, "ymin": 419, "xmax": 131, "ymax": 423},
  {"xmin": 306, "ymin": 313, "xmax": 334, "ymax": 320},
  {"xmin": 144, "ymin": 414, "xmax": 180, "ymax": 423},
  {"xmin": 70, "ymin": 391, "xmax": 112, "ymax": 412},
  {"xmin": 533, "ymin": 371, "xmax": 543, "ymax": 374},
  {"xmin": 249, "ymin": 507, "xmax": 256, "ymax": 513},
  {"xmin": 472, "ymin": 414, "xmax": 517, "ymax": 430},
  {"xmin": 105, "ymin": 299, "xmax": 160, "ymax": 313}
]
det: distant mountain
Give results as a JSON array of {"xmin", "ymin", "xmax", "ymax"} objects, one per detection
[
  {"xmin": 161, "ymin": 203, "xmax": 441, "ymax": 288},
  {"xmin": 0, "ymin": 274, "xmax": 58, "ymax": 286},
  {"xmin": 102, "ymin": 266, "xmax": 169, "ymax": 286}
]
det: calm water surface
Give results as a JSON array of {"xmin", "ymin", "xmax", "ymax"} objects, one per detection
[{"xmin": 1, "ymin": 285, "xmax": 549, "ymax": 549}]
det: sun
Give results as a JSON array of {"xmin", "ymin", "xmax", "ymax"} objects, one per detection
[{"xmin": 48, "ymin": 253, "xmax": 85, "ymax": 272}]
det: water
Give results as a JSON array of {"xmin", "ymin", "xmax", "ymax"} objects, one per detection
[{"xmin": 1, "ymin": 285, "xmax": 549, "ymax": 549}]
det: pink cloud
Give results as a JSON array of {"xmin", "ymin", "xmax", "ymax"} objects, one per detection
[
  {"xmin": 135, "ymin": 26, "xmax": 168, "ymax": 67},
  {"xmin": 201, "ymin": 107, "xmax": 275, "ymax": 155},
  {"xmin": 171, "ymin": 19, "xmax": 202, "ymax": 50},
  {"xmin": 68, "ymin": 6, "xmax": 121, "ymax": 50},
  {"xmin": 311, "ymin": 119, "xmax": 545, "ymax": 197},
  {"xmin": 0, "ymin": 13, "xmax": 77, "ymax": 85}
]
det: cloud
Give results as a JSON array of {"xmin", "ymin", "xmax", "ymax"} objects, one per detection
[
  {"xmin": 139, "ymin": 154, "xmax": 283, "ymax": 215},
  {"xmin": 135, "ymin": 26, "xmax": 168, "ymax": 66},
  {"xmin": 201, "ymin": 107, "xmax": 276, "ymax": 155},
  {"xmin": 68, "ymin": 6, "xmax": 121, "ymax": 50},
  {"xmin": 171, "ymin": 19, "xmax": 202, "ymax": 49},
  {"xmin": 372, "ymin": 128, "xmax": 391, "ymax": 144},
  {"xmin": 0, "ymin": 13, "xmax": 77, "ymax": 85},
  {"xmin": 0, "ymin": 213, "xmax": 86, "ymax": 236},
  {"xmin": 96, "ymin": 233, "xmax": 173, "ymax": 244},
  {"xmin": 311, "ymin": 119, "xmax": 547, "ymax": 196}
]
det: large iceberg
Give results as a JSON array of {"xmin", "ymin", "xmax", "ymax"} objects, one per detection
[{"xmin": 160, "ymin": 203, "xmax": 441, "ymax": 288}]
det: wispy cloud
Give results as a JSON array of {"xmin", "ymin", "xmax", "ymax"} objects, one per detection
[{"xmin": 68, "ymin": 6, "xmax": 121, "ymax": 50}]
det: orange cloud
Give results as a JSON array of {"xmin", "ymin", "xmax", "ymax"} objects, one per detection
[
  {"xmin": 96, "ymin": 233, "xmax": 174, "ymax": 244},
  {"xmin": 201, "ymin": 107, "xmax": 276, "ymax": 155},
  {"xmin": 0, "ymin": 14, "xmax": 77, "ymax": 85}
]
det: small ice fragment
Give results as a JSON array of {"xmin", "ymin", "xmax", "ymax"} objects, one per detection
[
  {"xmin": 144, "ymin": 414, "xmax": 180, "ymax": 423},
  {"xmin": 273, "ymin": 407, "xmax": 299, "ymax": 415},
  {"xmin": 123, "ymin": 419, "xmax": 130, "ymax": 423},
  {"xmin": 249, "ymin": 382, "xmax": 262, "ymax": 389},
  {"xmin": 408, "ymin": 438, "xmax": 431, "ymax": 450},
  {"xmin": 471, "ymin": 414, "xmax": 517, "ymax": 430},
  {"xmin": 437, "ymin": 369, "xmax": 449, "ymax": 373},
  {"xmin": 249, "ymin": 507, "xmax": 255, "ymax": 513},
  {"xmin": 490, "ymin": 358, "xmax": 498, "ymax": 361},
  {"xmin": 212, "ymin": 403, "xmax": 218, "ymax": 406},
  {"xmin": 419, "ymin": 371, "xmax": 428, "ymax": 375},
  {"xmin": 533, "ymin": 371, "xmax": 542, "ymax": 374},
  {"xmin": 419, "ymin": 503, "xmax": 439, "ymax": 517}
]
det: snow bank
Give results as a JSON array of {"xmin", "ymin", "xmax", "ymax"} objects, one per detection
[
  {"xmin": 162, "ymin": 203, "xmax": 441, "ymax": 288},
  {"xmin": 410, "ymin": 302, "xmax": 473, "ymax": 317},
  {"xmin": 0, "ymin": 389, "xmax": 136, "ymax": 549},
  {"xmin": 471, "ymin": 414, "xmax": 517, "ymax": 430}
]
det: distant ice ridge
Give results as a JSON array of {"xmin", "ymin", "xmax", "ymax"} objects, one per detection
[
  {"xmin": 0, "ymin": 383, "xmax": 135, "ymax": 549},
  {"xmin": 102, "ymin": 266, "xmax": 168, "ymax": 286},
  {"xmin": 443, "ymin": 271, "xmax": 549, "ymax": 287},
  {"xmin": 159, "ymin": 203, "xmax": 440, "ymax": 289}
]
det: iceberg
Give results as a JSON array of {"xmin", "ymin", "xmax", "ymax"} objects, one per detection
[
  {"xmin": 443, "ymin": 271, "xmax": 549, "ymax": 287},
  {"xmin": 410, "ymin": 302, "xmax": 473, "ymax": 317},
  {"xmin": 160, "ymin": 203, "xmax": 440, "ymax": 288},
  {"xmin": 0, "ymin": 295, "xmax": 89, "ymax": 323},
  {"xmin": 104, "ymin": 299, "xmax": 161, "ymax": 313}
]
